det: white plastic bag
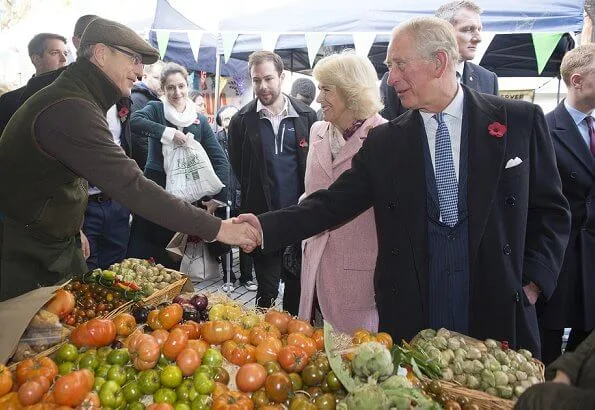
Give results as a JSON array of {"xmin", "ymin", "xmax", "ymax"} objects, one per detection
[{"xmin": 162, "ymin": 133, "xmax": 224, "ymax": 203}]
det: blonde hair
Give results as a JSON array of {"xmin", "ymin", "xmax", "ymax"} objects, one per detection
[
  {"xmin": 313, "ymin": 51, "xmax": 383, "ymax": 120},
  {"xmin": 560, "ymin": 44, "xmax": 595, "ymax": 86}
]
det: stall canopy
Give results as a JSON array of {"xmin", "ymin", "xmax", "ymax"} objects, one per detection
[{"xmin": 150, "ymin": 0, "xmax": 582, "ymax": 77}]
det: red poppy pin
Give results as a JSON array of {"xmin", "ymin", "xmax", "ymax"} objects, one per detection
[
  {"xmin": 488, "ymin": 121, "xmax": 506, "ymax": 138},
  {"xmin": 118, "ymin": 106, "xmax": 129, "ymax": 123},
  {"xmin": 299, "ymin": 138, "xmax": 308, "ymax": 148}
]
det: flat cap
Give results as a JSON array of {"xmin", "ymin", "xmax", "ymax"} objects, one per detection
[{"xmin": 80, "ymin": 17, "xmax": 159, "ymax": 64}]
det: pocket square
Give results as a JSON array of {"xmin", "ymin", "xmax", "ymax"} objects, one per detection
[{"xmin": 505, "ymin": 157, "xmax": 522, "ymax": 169}]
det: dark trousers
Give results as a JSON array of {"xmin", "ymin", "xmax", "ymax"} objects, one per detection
[
  {"xmin": 253, "ymin": 250, "xmax": 300, "ymax": 315},
  {"xmin": 215, "ymin": 208, "xmax": 254, "ymax": 283},
  {"xmin": 83, "ymin": 199, "xmax": 130, "ymax": 270},
  {"xmin": 540, "ymin": 327, "xmax": 592, "ymax": 365}
]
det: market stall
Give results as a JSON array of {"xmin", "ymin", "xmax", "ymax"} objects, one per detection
[{"xmin": 0, "ymin": 258, "xmax": 545, "ymax": 409}]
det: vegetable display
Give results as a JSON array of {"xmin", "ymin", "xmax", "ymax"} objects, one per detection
[{"xmin": 412, "ymin": 328, "xmax": 544, "ymax": 399}]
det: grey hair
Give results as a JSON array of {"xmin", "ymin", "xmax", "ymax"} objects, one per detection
[
  {"xmin": 77, "ymin": 43, "xmax": 95, "ymax": 60},
  {"xmin": 394, "ymin": 17, "xmax": 459, "ymax": 68},
  {"xmin": 435, "ymin": 1, "xmax": 482, "ymax": 24}
]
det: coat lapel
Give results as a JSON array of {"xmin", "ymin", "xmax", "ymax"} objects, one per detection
[
  {"xmin": 245, "ymin": 109, "xmax": 271, "ymax": 207},
  {"xmin": 465, "ymin": 87, "xmax": 507, "ymax": 268},
  {"xmin": 462, "ymin": 62, "xmax": 480, "ymax": 92},
  {"xmin": 552, "ymin": 103, "xmax": 595, "ymax": 177},
  {"xmin": 390, "ymin": 111, "xmax": 429, "ymax": 314},
  {"xmin": 312, "ymin": 123, "xmax": 333, "ymax": 180}
]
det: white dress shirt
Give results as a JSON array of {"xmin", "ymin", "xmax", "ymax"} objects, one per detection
[{"xmin": 419, "ymin": 85, "xmax": 465, "ymax": 182}]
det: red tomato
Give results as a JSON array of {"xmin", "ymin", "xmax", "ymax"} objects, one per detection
[
  {"xmin": 286, "ymin": 319, "xmax": 313, "ymax": 337},
  {"xmin": 277, "ymin": 345, "xmax": 309, "ymax": 373},
  {"xmin": 255, "ymin": 337, "xmax": 283, "ymax": 365},
  {"xmin": 235, "ymin": 363, "xmax": 266, "ymax": 392},
  {"xmin": 176, "ymin": 348, "xmax": 200, "ymax": 376},
  {"xmin": 162, "ymin": 327, "xmax": 188, "ymax": 360},
  {"xmin": 264, "ymin": 311, "xmax": 292, "ymax": 334},
  {"xmin": 53, "ymin": 369, "xmax": 94, "ymax": 407}
]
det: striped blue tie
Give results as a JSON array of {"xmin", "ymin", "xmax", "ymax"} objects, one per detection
[{"xmin": 434, "ymin": 112, "xmax": 458, "ymax": 227}]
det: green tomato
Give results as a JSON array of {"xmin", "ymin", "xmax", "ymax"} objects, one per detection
[
  {"xmin": 138, "ymin": 369, "xmax": 161, "ymax": 394},
  {"xmin": 154, "ymin": 387, "xmax": 177, "ymax": 404},
  {"xmin": 78, "ymin": 352, "xmax": 99, "ymax": 371},
  {"xmin": 107, "ymin": 348, "xmax": 131, "ymax": 365},
  {"xmin": 126, "ymin": 366, "xmax": 138, "ymax": 382},
  {"xmin": 192, "ymin": 372, "xmax": 215, "ymax": 395},
  {"xmin": 191, "ymin": 395, "xmax": 212, "ymax": 410},
  {"xmin": 122, "ymin": 381, "xmax": 142, "ymax": 402},
  {"xmin": 58, "ymin": 361, "xmax": 75, "ymax": 376},
  {"xmin": 160, "ymin": 365, "xmax": 183, "ymax": 388},
  {"xmin": 158, "ymin": 352, "xmax": 173, "ymax": 367},
  {"xmin": 176, "ymin": 379, "xmax": 198, "ymax": 402},
  {"xmin": 93, "ymin": 376, "xmax": 106, "ymax": 392},
  {"xmin": 95, "ymin": 363, "xmax": 112, "ymax": 379},
  {"xmin": 201, "ymin": 349, "xmax": 223, "ymax": 368},
  {"xmin": 174, "ymin": 402, "xmax": 192, "ymax": 410},
  {"xmin": 55, "ymin": 343, "xmax": 79, "ymax": 363},
  {"xmin": 107, "ymin": 364, "xmax": 128, "ymax": 386},
  {"xmin": 193, "ymin": 365, "xmax": 216, "ymax": 379},
  {"xmin": 99, "ymin": 380, "xmax": 125, "ymax": 408},
  {"xmin": 97, "ymin": 346, "xmax": 113, "ymax": 361},
  {"xmin": 127, "ymin": 402, "xmax": 145, "ymax": 410}
]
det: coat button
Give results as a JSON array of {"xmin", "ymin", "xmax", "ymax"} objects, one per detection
[
  {"xmin": 503, "ymin": 244, "xmax": 512, "ymax": 255},
  {"xmin": 570, "ymin": 171, "xmax": 577, "ymax": 179},
  {"xmin": 506, "ymin": 196, "xmax": 516, "ymax": 206},
  {"xmin": 388, "ymin": 201, "xmax": 398, "ymax": 209},
  {"xmin": 514, "ymin": 292, "xmax": 520, "ymax": 302}
]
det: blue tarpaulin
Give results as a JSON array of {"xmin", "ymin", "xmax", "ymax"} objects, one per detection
[{"xmin": 150, "ymin": 0, "xmax": 583, "ymax": 77}]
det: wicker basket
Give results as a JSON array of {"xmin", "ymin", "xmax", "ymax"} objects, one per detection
[
  {"xmin": 139, "ymin": 277, "xmax": 188, "ymax": 307},
  {"xmin": 8, "ymin": 341, "xmax": 66, "ymax": 371},
  {"xmin": 414, "ymin": 331, "xmax": 545, "ymax": 410}
]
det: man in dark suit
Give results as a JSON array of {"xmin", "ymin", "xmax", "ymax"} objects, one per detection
[
  {"xmin": 236, "ymin": 17, "xmax": 570, "ymax": 356},
  {"xmin": 228, "ymin": 51, "xmax": 317, "ymax": 314},
  {"xmin": 379, "ymin": 0, "xmax": 498, "ymax": 121},
  {"xmin": 0, "ymin": 33, "xmax": 68, "ymax": 135},
  {"xmin": 538, "ymin": 44, "xmax": 595, "ymax": 365}
]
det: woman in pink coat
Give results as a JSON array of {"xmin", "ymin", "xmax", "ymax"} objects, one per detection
[{"xmin": 299, "ymin": 52, "xmax": 386, "ymax": 334}]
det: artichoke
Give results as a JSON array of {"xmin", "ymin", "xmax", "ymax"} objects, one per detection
[
  {"xmin": 436, "ymin": 328, "xmax": 451, "ymax": 339},
  {"xmin": 352, "ymin": 342, "xmax": 394, "ymax": 381},
  {"xmin": 341, "ymin": 384, "xmax": 390, "ymax": 410}
]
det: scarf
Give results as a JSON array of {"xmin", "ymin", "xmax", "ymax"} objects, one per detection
[{"xmin": 160, "ymin": 96, "xmax": 197, "ymax": 128}]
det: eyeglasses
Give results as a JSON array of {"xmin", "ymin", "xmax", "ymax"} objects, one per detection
[{"xmin": 108, "ymin": 45, "xmax": 142, "ymax": 65}]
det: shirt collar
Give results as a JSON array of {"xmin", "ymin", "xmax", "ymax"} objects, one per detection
[
  {"xmin": 564, "ymin": 99, "xmax": 593, "ymax": 126},
  {"xmin": 419, "ymin": 84, "xmax": 465, "ymax": 123},
  {"xmin": 257, "ymin": 94, "xmax": 291, "ymax": 117}
]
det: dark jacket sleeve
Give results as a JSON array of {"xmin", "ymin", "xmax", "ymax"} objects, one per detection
[
  {"xmin": 130, "ymin": 102, "xmax": 168, "ymax": 141},
  {"xmin": 36, "ymin": 99, "xmax": 222, "ymax": 241},
  {"xmin": 546, "ymin": 330, "xmax": 595, "ymax": 384},
  {"xmin": 259, "ymin": 134, "xmax": 376, "ymax": 252},
  {"xmin": 514, "ymin": 382, "xmax": 595, "ymax": 410},
  {"xmin": 227, "ymin": 112, "xmax": 244, "ymax": 184},
  {"xmin": 197, "ymin": 116, "xmax": 229, "ymax": 202},
  {"xmin": 522, "ymin": 103, "xmax": 571, "ymax": 299}
]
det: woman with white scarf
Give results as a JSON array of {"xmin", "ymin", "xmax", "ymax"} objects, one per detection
[{"xmin": 128, "ymin": 62, "xmax": 229, "ymax": 268}]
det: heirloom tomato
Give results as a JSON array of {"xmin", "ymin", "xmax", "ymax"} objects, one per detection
[
  {"xmin": 277, "ymin": 345, "xmax": 309, "ymax": 373},
  {"xmin": 113, "ymin": 313, "xmax": 136, "ymax": 337},
  {"xmin": 235, "ymin": 363, "xmax": 266, "ymax": 392},
  {"xmin": 71, "ymin": 318, "xmax": 116, "ymax": 348},
  {"xmin": 163, "ymin": 327, "xmax": 188, "ymax": 360},
  {"xmin": 53, "ymin": 369, "xmax": 94, "ymax": 407},
  {"xmin": 15, "ymin": 357, "xmax": 58, "ymax": 384},
  {"xmin": 264, "ymin": 310, "xmax": 291, "ymax": 334},
  {"xmin": 249, "ymin": 323, "xmax": 281, "ymax": 346},
  {"xmin": 201, "ymin": 320, "xmax": 234, "ymax": 345}
]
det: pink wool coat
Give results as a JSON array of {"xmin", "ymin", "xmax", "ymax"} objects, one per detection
[{"xmin": 298, "ymin": 114, "xmax": 386, "ymax": 334}]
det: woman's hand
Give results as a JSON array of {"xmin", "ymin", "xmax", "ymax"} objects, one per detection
[
  {"xmin": 80, "ymin": 230, "xmax": 90, "ymax": 260},
  {"xmin": 173, "ymin": 130, "xmax": 188, "ymax": 146},
  {"xmin": 202, "ymin": 199, "xmax": 220, "ymax": 215},
  {"xmin": 552, "ymin": 370, "xmax": 571, "ymax": 385}
]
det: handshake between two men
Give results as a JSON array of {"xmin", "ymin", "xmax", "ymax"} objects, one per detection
[{"xmin": 215, "ymin": 214, "xmax": 262, "ymax": 253}]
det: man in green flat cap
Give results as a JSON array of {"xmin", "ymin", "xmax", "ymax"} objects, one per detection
[{"xmin": 0, "ymin": 17, "xmax": 260, "ymax": 301}]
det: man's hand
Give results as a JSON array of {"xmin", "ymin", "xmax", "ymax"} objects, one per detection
[
  {"xmin": 216, "ymin": 219, "xmax": 261, "ymax": 250},
  {"xmin": 523, "ymin": 281, "xmax": 541, "ymax": 305},
  {"xmin": 552, "ymin": 370, "xmax": 571, "ymax": 385},
  {"xmin": 173, "ymin": 130, "xmax": 188, "ymax": 146},
  {"xmin": 80, "ymin": 230, "xmax": 90, "ymax": 260},
  {"xmin": 233, "ymin": 214, "xmax": 262, "ymax": 252},
  {"xmin": 202, "ymin": 199, "xmax": 219, "ymax": 215}
]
